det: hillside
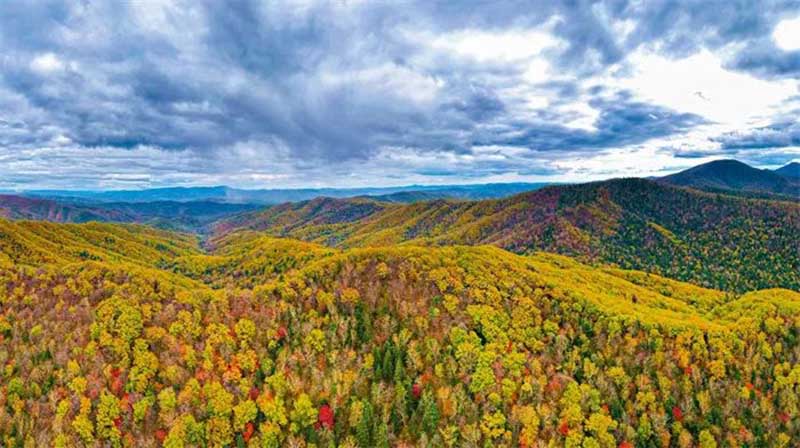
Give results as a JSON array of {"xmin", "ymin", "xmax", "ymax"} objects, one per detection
[
  {"xmin": 0, "ymin": 195, "xmax": 134, "ymax": 223},
  {"xmin": 215, "ymin": 178, "xmax": 800, "ymax": 292},
  {"xmin": 0, "ymin": 219, "xmax": 200, "ymax": 268},
  {"xmin": 211, "ymin": 196, "xmax": 390, "ymax": 236},
  {"xmin": 775, "ymin": 161, "xmax": 800, "ymax": 179},
  {"xmin": 660, "ymin": 159, "xmax": 799, "ymax": 197},
  {"xmin": 1, "ymin": 220, "xmax": 799, "ymax": 446},
  {"xmin": 97, "ymin": 201, "xmax": 261, "ymax": 232}
]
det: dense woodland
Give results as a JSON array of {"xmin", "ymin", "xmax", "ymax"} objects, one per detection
[
  {"xmin": 1, "ymin": 218, "xmax": 799, "ymax": 447},
  {"xmin": 215, "ymin": 179, "xmax": 800, "ymax": 293}
]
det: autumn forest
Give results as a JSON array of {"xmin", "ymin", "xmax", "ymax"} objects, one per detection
[
  {"xmin": 1, "ymin": 167, "xmax": 799, "ymax": 448},
  {"xmin": 4, "ymin": 1, "xmax": 800, "ymax": 446}
]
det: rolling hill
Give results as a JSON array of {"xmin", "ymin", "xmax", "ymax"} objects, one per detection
[
  {"xmin": 0, "ymin": 220, "xmax": 798, "ymax": 446},
  {"xmin": 215, "ymin": 178, "xmax": 800, "ymax": 292},
  {"xmin": 660, "ymin": 159, "xmax": 799, "ymax": 197}
]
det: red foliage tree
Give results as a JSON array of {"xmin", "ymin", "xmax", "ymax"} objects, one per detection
[
  {"xmin": 243, "ymin": 422, "xmax": 255, "ymax": 442},
  {"xmin": 672, "ymin": 406, "xmax": 683, "ymax": 422},
  {"xmin": 316, "ymin": 404, "xmax": 335, "ymax": 430},
  {"xmin": 412, "ymin": 383, "xmax": 422, "ymax": 400}
]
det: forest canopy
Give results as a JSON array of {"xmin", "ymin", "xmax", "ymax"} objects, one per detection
[{"xmin": 1, "ymin": 218, "xmax": 799, "ymax": 446}]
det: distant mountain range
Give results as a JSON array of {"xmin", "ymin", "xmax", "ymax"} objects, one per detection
[
  {"xmin": 19, "ymin": 182, "xmax": 550, "ymax": 204},
  {"xmin": 0, "ymin": 195, "xmax": 260, "ymax": 232},
  {"xmin": 10, "ymin": 160, "xmax": 797, "ymax": 206},
  {"xmin": 0, "ymin": 182, "xmax": 550, "ymax": 232},
  {"xmin": 1, "ymin": 159, "xmax": 797, "ymax": 241},
  {"xmin": 659, "ymin": 159, "xmax": 799, "ymax": 198}
]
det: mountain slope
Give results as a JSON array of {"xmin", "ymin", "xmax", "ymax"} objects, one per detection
[
  {"xmin": 0, "ymin": 194, "xmax": 135, "ymax": 223},
  {"xmin": 1, "ymin": 221, "xmax": 798, "ymax": 446},
  {"xmin": 216, "ymin": 178, "xmax": 800, "ymax": 292},
  {"xmin": 660, "ymin": 159, "xmax": 799, "ymax": 197},
  {"xmin": 775, "ymin": 161, "xmax": 800, "ymax": 179},
  {"xmin": 0, "ymin": 218, "xmax": 200, "ymax": 268},
  {"xmin": 97, "ymin": 200, "xmax": 261, "ymax": 231},
  {"xmin": 211, "ymin": 196, "xmax": 390, "ymax": 237}
]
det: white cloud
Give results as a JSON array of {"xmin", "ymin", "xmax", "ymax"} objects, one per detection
[
  {"xmin": 773, "ymin": 16, "xmax": 800, "ymax": 51},
  {"xmin": 431, "ymin": 28, "xmax": 560, "ymax": 62},
  {"xmin": 51, "ymin": 134, "xmax": 72, "ymax": 146},
  {"xmin": 612, "ymin": 49, "xmax": 796, "ymax": 128},
  {"xmin": 30, "ymin": 53, "xmax": 65, "ymax": 74},
  {"xmin": 522, "ymin": 58, "xmax": 555, "ymax": 84},
  {"xmin": 563, "ymin": 102, "xmax": 600, "ymax": 132},
  {"xmin": 551, "ymin": 146, "xmax": 720, "ymax": 179}
]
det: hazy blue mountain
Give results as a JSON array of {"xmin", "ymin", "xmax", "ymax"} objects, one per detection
[
  {"xmin": 774, "ymin": 162, "xmax": 800, "ymax": 179},
  {"xmin": 0, "ymin": 195, "xmax": 260, "ymax": 232},
  {"xmin": 23, "ymin": 186, "xmax": 231, "ymax": 203},
  {"xmin": 23, "ymin": 182, "xmax": 550, "ymax": 204}
]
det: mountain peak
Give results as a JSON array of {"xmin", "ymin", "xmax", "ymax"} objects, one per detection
[
  {"xmin": 678, "ymin": 159, "xmax": 761, "ymax": 174},
  {"xmin": 661, "ymin": 159, "xmax": 798, "ymax": 197},
  {"xmin": 775, "ymin": 162, "xmax": 800, "ymax": 179}
]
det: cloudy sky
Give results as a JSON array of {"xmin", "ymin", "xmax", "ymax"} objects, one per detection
[{"xmin": 1, "ymin": 0, "xmax": 799, "ymax": 189}]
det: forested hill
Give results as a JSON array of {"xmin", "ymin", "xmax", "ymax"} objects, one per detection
[
  {"xmin": 0, "ymin": 219, "xmax": 200, "ymax": 268},
  {"xmin": 0, "ymin": 195, "xmax": 134, "ymax": 223},
  {"xmin": 1, "ymin": 219, "xmax": 799, "ymax": 446},
  {"xmin": 659, "ymin": 159, "xmax": 799, "ymax": 198},
  {"xmin": 214, "ymin": 178, "xmax": 800, "ymax": 293},
  {"xmin": 774, "ymin": 161, "xmax": 800, "ymax": 179}
]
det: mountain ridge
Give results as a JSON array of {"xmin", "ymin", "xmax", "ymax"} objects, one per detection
[
  {"xmin": 21, "ymin": 182, "xmax": 550, "ymax": 204},
  {"xmin": 215, "ymin": 177, "xmax": 800, "ymax": 292}
]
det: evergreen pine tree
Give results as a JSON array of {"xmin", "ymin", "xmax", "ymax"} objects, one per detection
[{"xmin": 421, "ymin": 390, "xmax": 440, "ymax": 435}]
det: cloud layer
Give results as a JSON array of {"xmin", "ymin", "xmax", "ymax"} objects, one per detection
[{"xmin": 1, "ymin": 0, "xmax": 798, "ymax": 189}]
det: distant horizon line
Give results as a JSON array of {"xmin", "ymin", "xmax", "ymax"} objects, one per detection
[
  {"xmin": 1, "ymin": 158, "xmax": 796, "ymax": 193},
  {"xmin": 2, "ymin": 181, "xmax": 561, "ymax": 195}
]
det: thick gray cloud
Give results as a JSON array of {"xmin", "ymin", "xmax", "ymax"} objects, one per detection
[
  {"xmin": 0, "ymin": 0, "xmax": 798, "ymax": 189},
  {"xmin": 715, "ymin": 121, "xmax": 800, "ymax": 150}
]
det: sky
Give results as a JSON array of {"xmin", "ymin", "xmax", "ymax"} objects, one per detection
[{"xmin": 1, "ymin": 0, "xmax": 799, "ymax": 190}]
